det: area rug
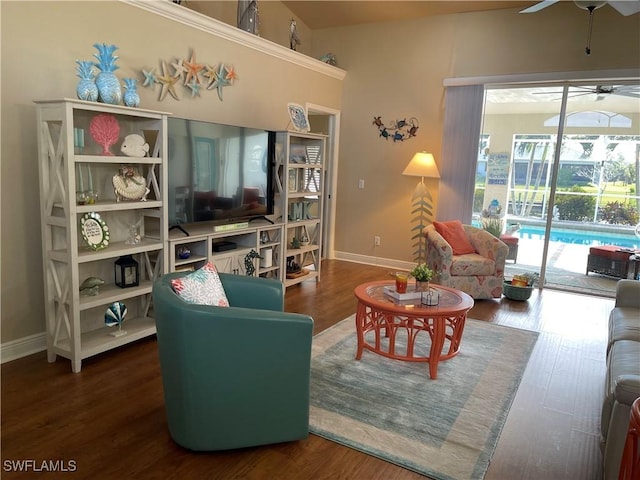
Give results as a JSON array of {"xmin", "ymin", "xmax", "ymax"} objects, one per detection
[{"xmin": 309, "ymin": 315, "xmax": 539, "ymax": 480}]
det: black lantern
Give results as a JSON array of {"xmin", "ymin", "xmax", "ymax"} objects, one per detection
[{"xmin": 114, "ymin": 255, "xmax": 139, "ymax": 288}]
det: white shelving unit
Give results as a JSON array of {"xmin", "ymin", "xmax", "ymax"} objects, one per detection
[
  {"xmin": 168, "ymin": 221, "xmax": 285, "ymax": 280},
  {"xmin": 35, "ymin": 99, "xmax": 169, "ymax": 372},
  {"xmin": 275, "ymin": 131, "xmax": 326, "ymax": 287}
]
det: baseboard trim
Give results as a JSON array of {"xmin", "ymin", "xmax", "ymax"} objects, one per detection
[
  {"xmin": 1, "ymin": 255, "xmax": 409, "ymax": 364},
  {"xmin": 333, "ymin": 251, "xmax": 415, "ymax": 271},
  {"xmin": 1, "ymin": 332, "xmax": 46, "ymax": 364}
]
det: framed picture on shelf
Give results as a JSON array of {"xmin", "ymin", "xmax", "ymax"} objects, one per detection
[
  {"xmin": 288, "ymin": 169, "xmax": 298, "ymax": 192},
  {"xmin": 80, "ymin": 212, "xmax": 110, "ymax": 250},
  {"xmin": 287, "ymin": 103, "xmax": 310, "ymax": 132}
]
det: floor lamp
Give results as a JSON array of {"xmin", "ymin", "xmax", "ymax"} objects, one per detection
[{"xmin": 402, "ymin": 152, "xmax": 440, "ymax": 263}]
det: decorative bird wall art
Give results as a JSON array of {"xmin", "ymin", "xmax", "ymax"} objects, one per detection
[{"xmin": 373, "ymin": 116, "xmax": 419, "ymax": 142}]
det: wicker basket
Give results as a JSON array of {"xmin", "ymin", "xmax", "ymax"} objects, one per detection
[{"xmin": 503, "ymin": 281, "xmax": 533, "ymax": 301}]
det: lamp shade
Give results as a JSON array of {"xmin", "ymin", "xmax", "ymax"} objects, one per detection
[{"xmin": 402, "ymin": 152, "xmax": 440, "ymax": 179}]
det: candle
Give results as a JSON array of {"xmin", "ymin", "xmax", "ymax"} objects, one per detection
[
  {"xmin": 87, "ymin": 165, "xmax": 93, "ymax": 192},
  {"xmin": 73, "ymin": 128, "xmax": 85, "ymax": 150},
  {"xmin": 77, "ymin": 164, "xmax": 84, "ymax": 192}
]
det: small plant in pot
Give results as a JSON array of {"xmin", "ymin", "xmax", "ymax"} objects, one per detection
[{"xmin": 410, "ymin": 263, "xmax": 434, "ymax": 292}]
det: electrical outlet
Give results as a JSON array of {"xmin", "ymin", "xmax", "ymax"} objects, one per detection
[
  {"xmin": 374, "ymin": 235, "xmax": 381, "ymax": 246},
  {"xmin": 358, "ymin": 179, "xmax": 365, "ymax": 189}
]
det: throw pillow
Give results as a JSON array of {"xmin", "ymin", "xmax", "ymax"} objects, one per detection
[
  {"xmin": 433, "ymin": 220, "xmax": 476, "ymax": 255},
  {"xmin": 170, "ymin": 261, "xmax": 229, "ymax": 307}
]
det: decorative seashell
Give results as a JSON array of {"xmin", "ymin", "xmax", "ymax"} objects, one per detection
[
  {"xmin": 80, "ymin": 277, "xmax": 105, "ymax": 289},
  {"xmin": 79, "ymin": 277, "xmax": 105, "ymax": 296},
  {"xmin": 112, "ymin": 166, "xmax": 150, "ymax": 202},
  {"xmin": 105, "ymin": 301, "xmax": 127, "ymax": 327}
]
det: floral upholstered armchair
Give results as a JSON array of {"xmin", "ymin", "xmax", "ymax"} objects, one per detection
[{"xmin": 424, "ymin": 220, "xmax": 508, "ymax": 299}]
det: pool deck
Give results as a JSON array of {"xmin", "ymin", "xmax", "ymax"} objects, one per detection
[{"xmin": 504, "ymin": 237, "xmax": 637, "ymax": 298}]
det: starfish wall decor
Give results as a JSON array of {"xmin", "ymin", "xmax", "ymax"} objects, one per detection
[
  {"xmin": 372, "ymin": 116, "xmax": 419, "ymax": 142},
  {"xmin": 141, "ymin": 50, "xmax": 237, "ymax": 102}
]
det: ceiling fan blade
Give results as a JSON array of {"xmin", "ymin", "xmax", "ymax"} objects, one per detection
[
  {"xmin": 612, "ymin": 91, "xmax": 640, "ymax": 99},
  {"xmin": 608, "ymin": 1, "xmax": 640, "ymax": 15},
  {"xmin": 520, "ymin": 0, "xmax": 560, "ymax": 13}
]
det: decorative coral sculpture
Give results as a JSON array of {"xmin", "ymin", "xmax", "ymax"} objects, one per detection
[{"xmin": 89, "ymin": 113, "xmax": 120, "ymax": 155}]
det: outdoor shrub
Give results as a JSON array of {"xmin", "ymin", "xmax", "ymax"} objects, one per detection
[
  {"xmin": 554, "ymin": 186, "xmax": 596, "ymax": 221},
  {"xmin": 473, "ymin": 189, "xmax": 484, "ymax": 213},
  {"xmin": 599, "ymin": 201, "xmax": 639, "ymax": 225},
  {"xmin": 556, "ymin": 169, "xmax": 574, "ymax": 188}
]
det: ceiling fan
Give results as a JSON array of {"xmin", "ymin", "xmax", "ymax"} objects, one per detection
[
  {"xmin": 521, "ymin": 1, "xmax": 640, "ymax": 16},
  {"xmin": 533, "ymin": 85, "xmax": 640, "ymax": 101},
  {"xmin": 521, "ymin": 1, "xmax": 640, "ymax": 55}
]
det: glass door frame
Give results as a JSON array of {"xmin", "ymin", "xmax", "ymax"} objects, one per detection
[{"xmin": 476, "ymin": 80, "xmax": 640, "ymax": 295}]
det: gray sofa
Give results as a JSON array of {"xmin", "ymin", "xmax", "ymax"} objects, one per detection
[{"xmin": 601, "ymin": 279, "xmax": 640, "ymax": 479}]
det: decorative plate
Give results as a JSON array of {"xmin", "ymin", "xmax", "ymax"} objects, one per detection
[
  {"xmin": 80, "ymin": 212, "xmax": 110, "ymax": 250},
  {"xmin": 287, "ymin": 103, "xmax": 310, "ymax": 132}
]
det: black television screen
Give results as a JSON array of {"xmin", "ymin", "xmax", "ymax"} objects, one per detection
[{"xmin": 167, "ymin": 117, "xmax": 275, "ymax": 228}]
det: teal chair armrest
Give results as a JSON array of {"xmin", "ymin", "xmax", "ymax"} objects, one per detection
[{"xmin": 218, "ymin": 272, "xmax": 284, "ymax": 311}]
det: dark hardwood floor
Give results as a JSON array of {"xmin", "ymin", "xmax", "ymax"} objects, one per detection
[{"xmin": 1, "ymin": 260, "xmax": 614, "ymax": 479}]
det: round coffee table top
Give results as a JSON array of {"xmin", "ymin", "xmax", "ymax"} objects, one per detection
[{"xmin": 354, "ymin": 280, "xmax": 474, "ymax": 316}]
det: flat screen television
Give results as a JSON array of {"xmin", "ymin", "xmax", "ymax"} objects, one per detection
[{"xmin": 167, "ymin": 117, "xmax": 276, "ymax": 232}]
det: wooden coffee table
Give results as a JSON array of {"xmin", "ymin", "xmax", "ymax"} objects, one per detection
[{"xmin": 353, "ymin": 281, "xmax": 474, "ymax": 379}]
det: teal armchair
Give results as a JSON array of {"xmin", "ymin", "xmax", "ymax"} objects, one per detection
[{"xmin": 152, "ymin": 272, "xmax": 314, "ymax": 451}]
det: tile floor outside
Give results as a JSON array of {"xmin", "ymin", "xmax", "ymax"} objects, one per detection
[{"xmin": 503, "ymin": 238, "xmax": 633, "ymax": 298}]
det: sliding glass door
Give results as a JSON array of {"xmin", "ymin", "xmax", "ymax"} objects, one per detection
[{"xmin": 475, "ymin": 83, "xmax": 640, "ymax": 296}]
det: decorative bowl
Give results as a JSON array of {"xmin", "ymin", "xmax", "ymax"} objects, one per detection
[{"xmin": 503, "ymin": 281, "xmax": 533, "ymax": 301}]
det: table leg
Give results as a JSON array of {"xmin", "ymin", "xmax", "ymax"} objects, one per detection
[
  {"xmin": 355, "ymin": 302, "xmax": 366, "ymax": 360},
  {"xmin": 429, "ymin": 317, "xmax": 446, "ymax": 379},
  {"xmin": 446, "ymin": 315, "xmax": 467, "ymax": 356}
]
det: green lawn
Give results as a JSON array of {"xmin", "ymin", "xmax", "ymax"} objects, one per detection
[{"xmin": 477, "ymin": 183, "xmax": 638, "ymax": 205}]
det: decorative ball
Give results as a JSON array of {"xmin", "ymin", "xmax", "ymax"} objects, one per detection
[{"xmin": 105, "ymin": 301, "xmax": 127, "ymax": 326}]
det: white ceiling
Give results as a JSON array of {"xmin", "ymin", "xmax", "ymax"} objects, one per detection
[
  {"xmin": 486, "ymin": 85, "xmax": 640, "ymax": 114},
  {"xmin": 281, "ymin": 1, "xmax": 533, "ymax": 29},
  {"xmin": 276, "ymin": 1, "xmax": 640, "ymax": 115}
]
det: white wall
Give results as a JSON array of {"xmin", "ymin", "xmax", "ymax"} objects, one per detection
[
  {"xmin": 0, "ymin": 1, "xmax": 342, "ymax": 351},
  {"xmin": 310, "ymin": 3, "xmax": 640, "ymax": 263}
]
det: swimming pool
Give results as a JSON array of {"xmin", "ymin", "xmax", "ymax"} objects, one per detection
[{"xmin": 515, "ymin": 225, "xmax": 639, "ymax": 249}]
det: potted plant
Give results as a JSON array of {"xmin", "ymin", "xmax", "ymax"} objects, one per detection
[{"xmin": 410, "ymin": 263, "xmax": 434, "ymax": 292}]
